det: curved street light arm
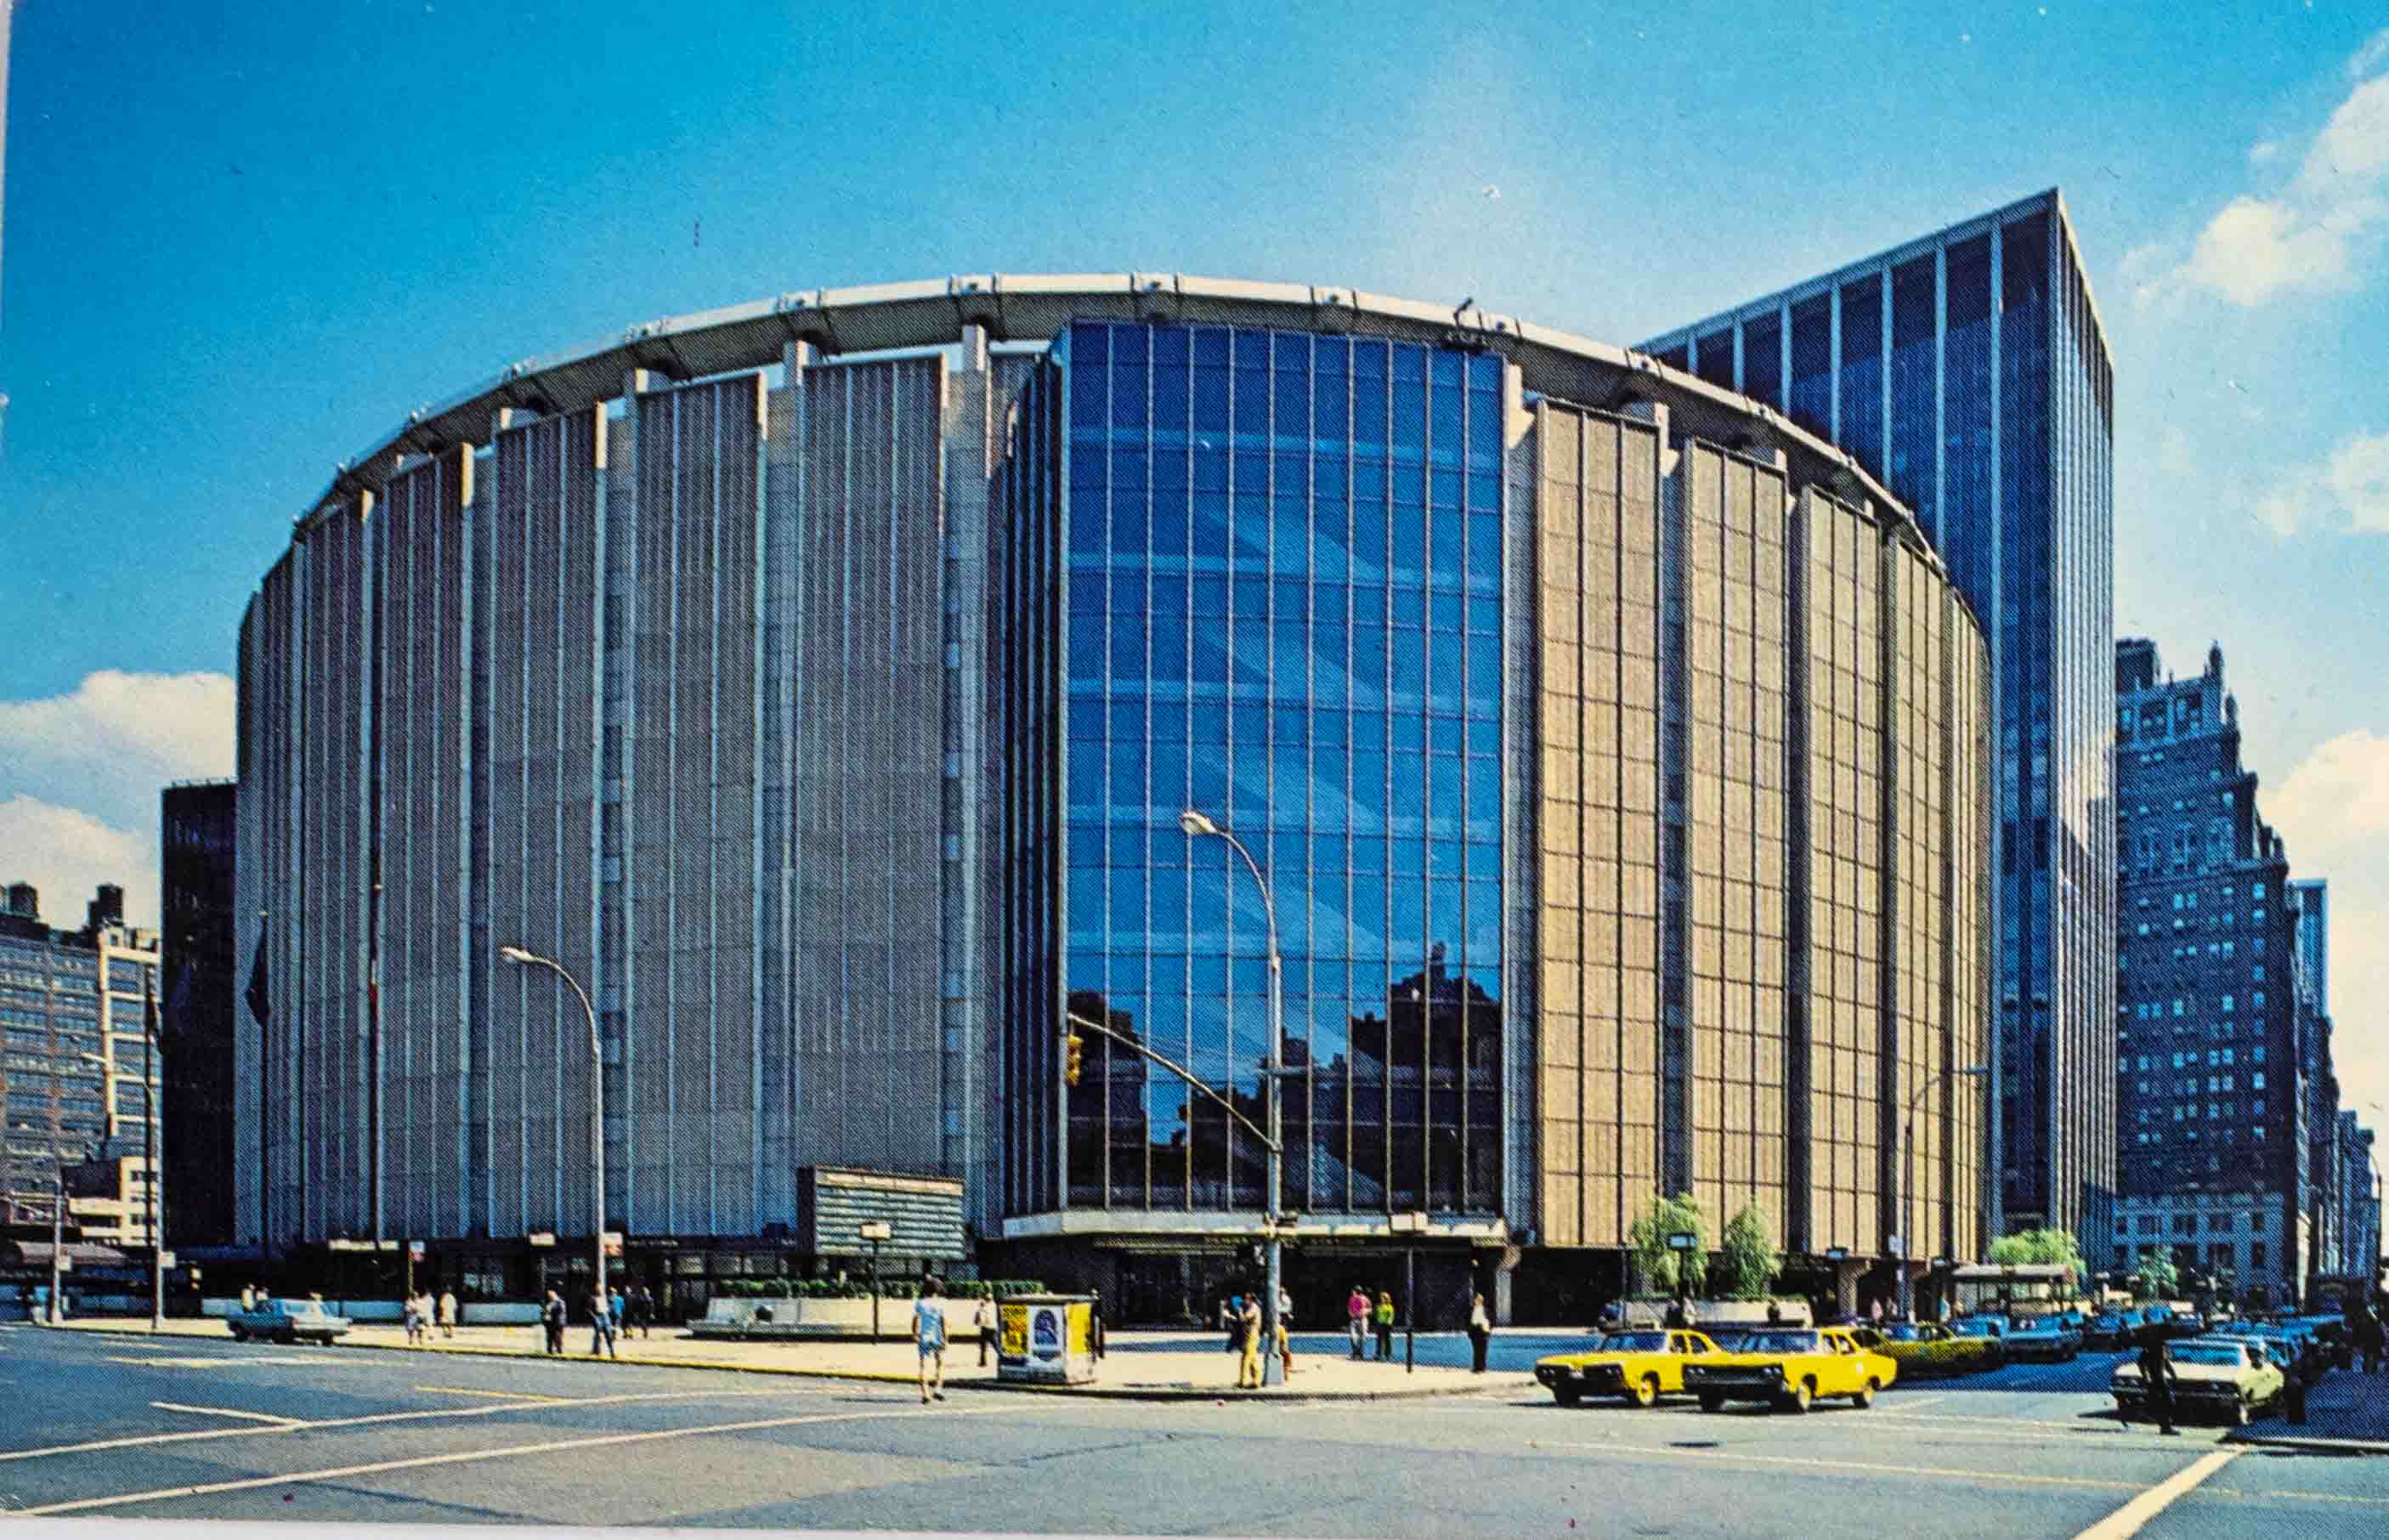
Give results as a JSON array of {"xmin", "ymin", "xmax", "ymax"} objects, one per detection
[{"xmin": 1064, "ymin": 1011, "xmax": 1281, "ymax": 1156}]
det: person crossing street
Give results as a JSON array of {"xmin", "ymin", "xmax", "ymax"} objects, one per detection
[
  {"xmin": 914, "ymin": 1278, "xmax": 948, "ymax": 1403},
  {"xmin": 2136, "ymin": 1323, "xmax": 2179, "ymax": 1435}
]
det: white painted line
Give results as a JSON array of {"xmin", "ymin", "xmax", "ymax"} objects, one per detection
[
  {"xmin": 1889, "ymin": 1394, "xmax": 1945, "ymax": 1412},
  {"xmin": 150, "ymin": 1402, "xmax": 304, "ymax": 1427},
  {"xmin": 2069, "ymin": 1447, "xmax": 2240, "ymax": 1540},
  {"xmin": 1528, "ymin": 1437, "xmax": 2144, "ymax": 1494},
  {"xmin": 411, "ymin": 1385, "xmax": 573, "ymax": 1402},
  {"xmin": 0, "ymin": 1384, "xmax": 842, "ymax": 1465},
  {"xmin": 17, "ymin": 1400, "xmax": 1016, "ymax": 1516}
]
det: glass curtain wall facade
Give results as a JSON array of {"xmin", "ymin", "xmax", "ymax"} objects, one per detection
[
  {"xmin": 1645, "ymin": 189, "xmax": 2115, "ymax": 1239},
  {"xmin": 1004, "ymin": 320, "xmax": 1509, "ymax": 1220}
]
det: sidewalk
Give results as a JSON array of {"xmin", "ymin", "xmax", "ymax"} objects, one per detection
[
  {"xmin": 44, "ymin": 1318, "xmax": 1526, "ymax": 1402},
  {"xmin": 2234, "ymin": 1365, "xmax": 2389, "ymax": 1456}
]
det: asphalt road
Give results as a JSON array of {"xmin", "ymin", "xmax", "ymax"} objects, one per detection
[{"xmin": 0, "ymin": 1323, "xmax": 2381, "ymax": 1537}]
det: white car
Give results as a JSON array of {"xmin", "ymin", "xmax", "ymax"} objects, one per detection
[{"xmin": 227, "ymin": 1299, "xmax": 353, "ymax": 1345}]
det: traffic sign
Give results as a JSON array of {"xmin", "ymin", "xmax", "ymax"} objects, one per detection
[{"xmin": 158, "ymin": 1250, "xmax": 177, "ymax": 1268}]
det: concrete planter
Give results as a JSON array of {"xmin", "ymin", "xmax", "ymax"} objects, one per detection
[{"xmin": 692, "ymin": 1296, "xmax": 968, "ymax": 1339}]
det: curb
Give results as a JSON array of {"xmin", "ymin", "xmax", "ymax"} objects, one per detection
[
  {"xmin": 39, "ymin": 1319, "xmax": 1524, "ymax": 1402},
  {"xmin": 2229, "ymin": 1430, "xmax": 2389, "ymax": 1457}
]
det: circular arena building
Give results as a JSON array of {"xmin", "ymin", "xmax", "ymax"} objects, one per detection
[{"xmin": 234, "ymin": 275, "xmax": 1992, "ymax": 1322}]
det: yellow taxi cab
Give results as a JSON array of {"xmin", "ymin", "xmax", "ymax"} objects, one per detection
[
  {"xmin": 1679, "ymin": 1324, "xmax": 1897, "ymax": 1413},
  {"xmin": 1532, "ymin": 1328, "xmax": 1727, "ymax": 1407}
]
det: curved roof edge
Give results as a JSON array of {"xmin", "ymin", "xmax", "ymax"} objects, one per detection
[{"xmin": 294, "ymin": 271, "xmax": 1956, "ymax": 588}]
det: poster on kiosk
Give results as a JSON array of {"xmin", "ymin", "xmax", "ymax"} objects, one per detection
[{"xmin": 997, "ymin": 1294, "xmax": 1097, "ymax": 1384}]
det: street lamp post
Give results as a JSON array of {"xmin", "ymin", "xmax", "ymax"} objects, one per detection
[
  {"xmin": 47, "ymin": 1158, "xmax": 67, "ymax": 1325},
  {"xmin": 1180, "ymin": 808, "xmax": 1285, "ymax": 1389},
  {"xmin": 500, "ymin": 947, "xmax": 607, "ymax": 1305},
  {"xmin": 1900, "ymin": 1063, "xmax": 1990, "ymax": 1322},
  {"xmin": 1390, "ymin": 1211, "xmax": 1427, "ymax": 1373},
  {"xmin": 78, "ymin": 1043, "xmax": 161, "ymax": 1331},
  {"xmin": 860, "ymin": 1220, "xmax": 892, "ymax": 1338}
]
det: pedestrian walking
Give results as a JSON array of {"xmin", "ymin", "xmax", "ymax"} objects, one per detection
[
  {"xmin": 1275, "ymin": 1287, "xmax": 1293, "ymax": 1377},
  {"xmin": 588, "ymin": 1286, "xmax": 618, "ymax": 1359},
  {"xmin": 973, "ymin": 1292, "xmax": 994, "ymax": 1367},
  {"xmin": 541, "ymin": 1289, "xmax": 567, "ymax": 1356},
  {"xmin": 1468, "ymin": 1292, "xmax": 1492, "ymax": 1373},
  {"xmin": 403, "ymin": 1292, "xmax": 423, "ymax": 1346},
  {"xmin": 2137, "ymin": 1324, "xmax": 2180, "ymax": 1435},
  {"xmin": 1347, "ymin": 1285, "xmax": 1370, "ymax": 1360},
  {"xmin": 1373, "ymin": 1290, "xmax": 1395, "ymax": 1361},
  {"xmin": 1237, "ymin": 1294, "xmax": 1264, "ymax": 1389},
  {"xmin": 437, "ymin": 1288, "xmax": 456, "ymax": 1339},
  {"xmin": 914, "ymin": 1278, "xmax": 948, "ymax": 1403},
  {"xmin": 240, "ymin": 1283, "xmax": 256, "ymax": 1313},
  {"xmin": 1091, "ymin": 1288, "xmax": 1108, "ymax": 1361},
  {"xmin": 1224, "ymin": 1295, "xmax": 1243, "ymax": 1354}
]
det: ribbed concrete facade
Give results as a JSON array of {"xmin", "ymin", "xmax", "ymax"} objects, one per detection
[{"xmin": 235, "ymin": 275, "xmax": 1993, "ymax": 1315}]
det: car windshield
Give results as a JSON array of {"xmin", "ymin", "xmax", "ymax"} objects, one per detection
[
  {"xmin": 2172, "ymin": 1345, "xmax": 2246, "ymax": 1367},
  {"xmin": 1599, "ymin": 1333, "xmax": 1669, "ymax": 1353},
  {"xmin": 1952, "ymin": 1321, "xmax": 1995, "ymax": 1335},
  {"xmin": 1706, "ymin": 1330, "xmax": 1752, "ymax": 1350},
  {"xmin": 1882, "ymin": 1324, "xmax": 1924, "ymax": 1341},
  {"xmin": 1741, "ymin": 1332, "xmax": 1819, "ymax": 1354}
]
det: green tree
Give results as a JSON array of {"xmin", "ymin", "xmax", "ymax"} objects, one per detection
[
  {"xmin": 1628, "ymin": 1192, "xmax": 1709, "ymax": 1298},
  {"xmin": 1714, "ymin": 1205, "xmax": 1780, "ymax": 1301},
  {"xmin": 1987, "ymin": 1226, "xmax": 2087, "ymax": 1292}
]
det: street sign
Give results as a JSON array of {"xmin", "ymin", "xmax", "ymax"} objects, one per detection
[
  {"xmin": 858, "ymin": 1220, "xmax": 893, "ymax": 1242},
  {"xmin": 1888, "ymin": 1235, "xmax": 1905, "ymax": 1256},
  {"xmin": 408, "ymin": 1240, "xmax": 426, "ymax": 1259},
  {"xmin": 1825, "ymin": 1246, "xmax": 1849, "ymax": 1260},
  {"xmin": 56, "ymin": 1254, "xmax": 72, "ymax": 1273},
  {"xmin": 1666, "ymin": 1231, "xmax": 1698, "ymax": 1252},
  {"xmin": 527, "ymin": 1231, "xmax": 556, "ymax": 1248},
  {"xmin": 158, "ymin": 1250, "xmax": 176, "ymax": 1269},
  {"xmin": 603, "ymin": 1236, "xmax": 623, "ymax": 1258}
]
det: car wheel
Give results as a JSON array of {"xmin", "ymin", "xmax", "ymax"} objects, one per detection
[
  {"xmin": 1630, "ymin": 1374, "xmax": 1660, "ymax": 1409},
  {"xmin": 1852, "ymin": 1378, "xmax": 1878, "ymax": 1409},
  {"xmin": 1553, "ymin": 1385, "xmax": 1582, "ymax": 1407},
  {"xmin": 1697, "ymin": 1392, "xmax": 1724, "ymax": 1413},
  {"xmin": 1779, "ymin": 1380, "xmax": 1812, "ymax": 1415},
  {"xmin": 2231, "ymin": 1397, "xmax": 2250, "ymax": 1427}
]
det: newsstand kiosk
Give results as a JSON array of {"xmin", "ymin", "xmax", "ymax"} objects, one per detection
[{"xmin": 995, "ymin": 1294, "xmax": 1098, "ymax": 1384}]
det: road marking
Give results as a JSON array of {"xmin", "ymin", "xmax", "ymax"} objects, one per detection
[
  {"xmin": 150, "ymin": 1403, "xmax": 304, "ymax": 1427},
  {"xmin": 1890, "ymin": 1394, "xmax": 1945, "ymax": 1412},
  {"xmin": 2205, "ymin": 1486, "xmax": 2389, "ymax": 1509},
  {"xmin": 0, "ymin": 1384, "xmax": 840, "ymax": 1465},
  {"xmin": 15, "ymin": 1400, "xmax": 1016, "ymax": 1516},
  {"xmin": 1528, "ymin": 1436, "xmax": 2144, "ymax": 1493},
  {"xmin": 412, "ymin": 1385, "xmax": 574, "ymax": 1402},
  {"xmin": 2068, "ymin": 1448, "xmax": 2240, "ymax": 1540}
]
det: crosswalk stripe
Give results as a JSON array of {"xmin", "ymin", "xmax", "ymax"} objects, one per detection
[{"xmin": 150, "ymin": 1402, "xmax": 305, "ymax": 1426}]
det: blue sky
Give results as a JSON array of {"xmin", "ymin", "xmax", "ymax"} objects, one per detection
[{"xmin": 3, "ymin": 2, "xmax": 2386, "ymax": 1121}]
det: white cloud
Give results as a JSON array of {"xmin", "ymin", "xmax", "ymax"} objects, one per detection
[
  {"xmin": 2250, "ymin": 427, "xmax": 2389, "ymax": 536},
  {"xmin": 2348, "ymin": 26, "xmax": 2389, "ymax": 83},
  {"xmin": 2267, "ymin": 729, "xmax": 2389, "ymax": 1123},
  {"xmin": 2139, "ymin": 71, "xmax": 2389, "ymax": 308},
  {"xmin": 0, "ymin": 795, "xmax": 155, "ymax": 933},
  {"xmin": 0, "ymin": 671, "xmax": 234, "ymax": 929},
  {"xmin": 2249, "ymin": 138, "xmax": 2283, "ymax": 166}
]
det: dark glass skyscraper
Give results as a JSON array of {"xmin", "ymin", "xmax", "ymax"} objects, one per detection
[{"xmin": 1645, "ymin": 190, "xmax": 2116, "ymax": 1240}]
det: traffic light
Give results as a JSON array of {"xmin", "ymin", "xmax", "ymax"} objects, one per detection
[{"xmin": 1063, "ymin": 1032, "xmax": 1084, "ymax": 1086}]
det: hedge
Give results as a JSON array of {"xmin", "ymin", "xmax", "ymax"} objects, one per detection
[{"xmin": 710, "ymin": 1277, "xmax": 1046, "ymax": 1301}]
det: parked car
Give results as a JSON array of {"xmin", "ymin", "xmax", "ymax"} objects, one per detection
[
  {"xmin": 2002, "ymin": 1316, "xmax": 2083, "ymax": 1362},
  {"xmin": 1679, "ymin": 1326, "xmax": 1897, "ymax": 1414},
  {"xmin": 1534, "ymin": 1328, "xmax": 1728, "ymax": 1407},
  {"xmin": 227, "ymin": 1297, "xmax": 352, "ymax": 1345},
  {"xmin": 2111, "ymin": 1338, "xmax": 2283, "ymax": 1426},
  {"xmin": 2083, "ymin": 1311, "xmax": 2133, "ymax": 1349},
  {"xmin": 1849, "ymin": 1322, "xmax": 2000, "ymax": 1379}
]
